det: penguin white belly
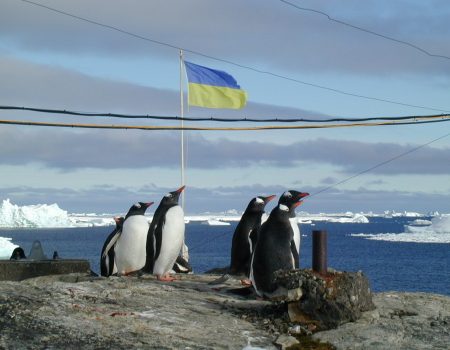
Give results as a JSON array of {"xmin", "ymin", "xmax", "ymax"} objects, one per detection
[
  {"xmin": 247, "ymin": 229, "xmax": 254, "ymax": 255},
  {"xmin": 290, "ymin": 218, "xmax": 300, "ymax": 254},
  {"xmin": 153, "ymin": 206, "xmax": 185, "ymax": 276},
  {"xmin": 115, "ymin": 216, "xmax": 149, "ymax": 275},
  {"xmin": 249, "ymin": 252, "xmax": 259, "ymax": 296}
]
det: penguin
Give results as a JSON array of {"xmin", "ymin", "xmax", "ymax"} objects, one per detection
[
  {"xmin": 28, "ymin": 240, "xmax": 47, "ymax": 260},
  {"xmin": 100, "ymin": 216, "xmax": 124, "ymax": 277},
  {"xmin": 114, "ymin": 202, "xmax": 153, "ymax": 275},
  {"xmin": 142, "ymin": 186, "xmax": 185, "ymax": 281},
  {"xmin": 10, "ymin": 247, "xmax": 26, "ymax": 260},
  {"xmin": 278, "ymin": 190, "xmax": 309, "ymax": 268},
  {"xmin": 229, "ymin": 195, "xmax": 276, "ymax": 276},
  {"xmin": 249, "ymin": 202, "xmax": 301, "ymax": 298},
  {"xmin": 172, "ymin": 255, "xmax": 193, "ymax": 274}
]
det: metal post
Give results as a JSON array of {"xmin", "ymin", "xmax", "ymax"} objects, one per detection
[{"xmin": 312, "ymin": 230, "xmax": 327, "ymax": 275}]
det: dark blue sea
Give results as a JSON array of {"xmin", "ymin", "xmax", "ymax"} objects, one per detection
[{"xmin": 2, "ymin": 217, "xmax": 449, "ymax": 296}]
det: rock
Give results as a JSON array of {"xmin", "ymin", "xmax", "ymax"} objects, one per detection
[
  {"xmin": 274, "ymin": 334, "xmax": 299, "ymax": 349},
  {"xmin": 0, "ymin": 272, "xmax": 449, "ymax": 349},
  {"xmin": 0, "ymin": 259, "xmax": 91, "ymax": 281},
  {"xmin": 0, "ymin": 273, "xmax": 276, "ymax": 349},
  {"xmin": 274, "ymin": 269, "xmax": 375, "ymax": 329},
  {"xmin": 313, "ymin": 292, "xmax": 450, "ymax": 350}
]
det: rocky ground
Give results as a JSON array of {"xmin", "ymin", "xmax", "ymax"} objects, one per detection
[{"xmin": 0, "ymin": 273, "xmax": 449, "ymax": 349}]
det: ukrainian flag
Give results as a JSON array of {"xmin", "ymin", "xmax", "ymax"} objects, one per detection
[{"xmin": 184, "ymin": 61, "xmax": 247, "ymax": 109}]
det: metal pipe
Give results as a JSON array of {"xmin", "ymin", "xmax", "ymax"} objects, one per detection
[{"xmin": 312, "ymin": 230, "xmax": 328, "ymax": 275}]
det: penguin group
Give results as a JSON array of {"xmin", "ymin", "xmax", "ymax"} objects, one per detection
[
  {"xmin": 100, "ymin": 186, "xmax": 308, "ymax": 297},
  {"xmin": 230, "ymin": 190, "xmax": 309, "ymax": 297},
  {"xmin": 100, "ymin": 186, "xmax": 189, "ymax": 280}
]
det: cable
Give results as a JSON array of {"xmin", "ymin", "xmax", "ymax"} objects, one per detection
[
  {"xmin": 308, "ymin": 131, "xmax": 450, "ymax": 199},
  {"xmin": 2, "ymin": 105, "xmax": 450, "ymax": 124},
  {"xmin": 280, "ymin": 0, "xmax": 450, "ymax": 61},
  {"xmin": 18, "ymin": 0, "xmax": 450, "ymax": 114},
  {"xmin": 1, "ymin": 115, "xmax": 450, "ymax": 131}
]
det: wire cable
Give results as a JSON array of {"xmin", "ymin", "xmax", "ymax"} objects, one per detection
[
  {"xmin": 18, "ymin": 0, "xmax": 450, "ymax": 114},
  {"xmin": 308, "ymin": 131, "xmax": 450, "ymax": 199},
  {"xmin": 280, "ymin": 0, "xmax": 450, "ymax": 62},
  {"xmin": 1, "ymin": 115, "xmax": 449, "ymax": 131},
  {"xmin": 1, "ymin": 105, "xmax": 450, "ymax": 124}
]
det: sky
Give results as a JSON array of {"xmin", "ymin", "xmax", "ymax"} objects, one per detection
[{"xmin": 0, "ymin": 0, "xmax": 449, "ymax": 214}]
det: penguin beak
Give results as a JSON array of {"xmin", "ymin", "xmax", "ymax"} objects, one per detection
[
  {"xmin": 298, "ymin": 192, "xmax": 309, "ymax": 200},
  {"xmin": 263, "ymin": 195, "xmax": 276, "ymax": 204},
  {"xmin": 296, "ymin": 193, "xmax": 309, "ymax": 204},
  {"xmin": 175, "ymin": 185, "xmax": 186, "ymax": 194},
  {"xmin": 144, "ymin": 202, "xmax": 154, "ymax": 208},
  {"xmin": 293, "ymin": 201, "xmax": 304, "ymax": 208}
]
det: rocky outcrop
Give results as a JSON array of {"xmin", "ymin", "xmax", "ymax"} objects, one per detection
[
  {"xmin": 274, "ymin": 269, "xmax": 375, "ymax": 330},
  {"xmin": 313, "ymin": 292, "xmax": 450, "ymax": 350},
  {"xmin": 0, "ymin": 273, "xmax": 449, "ymax": 349},
  {"xmin": 0, "ymin": 274, "xmax": 276, "ymax": 349}
]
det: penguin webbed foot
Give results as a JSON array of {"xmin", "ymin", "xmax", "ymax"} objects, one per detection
[
  {"xmin": 240, "ymin": 278, "xmax": 252, "ymax": 286},
  {"xmin": 156, "ymin": 274, "xmax": 177, "ymax": 282}
]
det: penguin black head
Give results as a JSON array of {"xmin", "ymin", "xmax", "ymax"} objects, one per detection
[
  {"xmin": 125, "ymin": 202, "xmax": 153, "ymax": 219},
  {"xmin": 246, "ymin": 195, "xmax": 276, "ymax": 213},
  {"xmin": 160, "ymin": 185, "xmax": 185, "ymax": 207},
  {"xmin": 279, "ymin": 190, "xmax": 309, "ymax": 210}
]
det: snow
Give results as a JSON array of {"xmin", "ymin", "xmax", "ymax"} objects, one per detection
[
  {"xmin": 0, "ymin": 237, "xmax": 18, "ymax": 259},
  {"xmin": 351, "ymin": 215, "xmax": 450, "ymax": 244}
]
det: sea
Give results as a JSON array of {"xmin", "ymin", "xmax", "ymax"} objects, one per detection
[{"xmin": 2, "ymin": 216, "xmax": 449, "ymax": 296}]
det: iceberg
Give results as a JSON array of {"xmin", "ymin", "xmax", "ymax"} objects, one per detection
[
  {"xmin": 296, "ymin": 212, "xmax": 369, "ymax": 223},
  {"xmin": 0, "ymin": 199, "xmax": 74, "ymax": 228},
  {"xmin": 351, "ymin": 215, "xmax": 450, "ymax": 244},
  {"xmin": 201, "ymin": 219, "xmax": 231, "ymax": 226},
  {"xmin": 0, "ymin": 237, "xmax": 18, "ymax": 259}
]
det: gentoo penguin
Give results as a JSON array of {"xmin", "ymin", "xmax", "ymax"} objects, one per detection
[
  {"xmin": 229, "ymin": 195, "xmax": 276, "ymax": 276},
  {"xmin": 250, "ymin": 202, "xmax": 301, "ymax": 298},
  {"xmin": 10, "ymin": 247, "xmax": 26, "ymax": 260},
  {"xmin": 278, "ymin": 190, "xmax": 309, "ymax": 268},
  {"xmin": 100, "ymin": 216, "xmax": 124, "ymax": 277},
  {"xmin": 142, "ymin": 186, "xmax": 185, "ymax": 281},
  {"xmin": 114, "ymin": 202, "xmax": 153, "ymax": 275},
  {"xmin": 28, "ymin": 240, "xmax": 47, "ymax": 260}
]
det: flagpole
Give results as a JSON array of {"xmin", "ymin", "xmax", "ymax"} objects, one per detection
[
  {"xmin": 180, "ymin": 49, "xmax": 189, "ymax": 262},
  {"xmin": 180, "ymin": 49, "xmax": 185, "ymax": 210}
]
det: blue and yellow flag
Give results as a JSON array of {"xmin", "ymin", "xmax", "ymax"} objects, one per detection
[{"xmin": 184, "ymin": 61, "xmax": 247, "ymax": 109}]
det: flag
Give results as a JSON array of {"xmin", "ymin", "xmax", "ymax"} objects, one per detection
[{"xmin": 184, "ymin": 61, "xmax": 247, "ymax": 109}]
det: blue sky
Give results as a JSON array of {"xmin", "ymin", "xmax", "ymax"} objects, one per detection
[{"xmin": 0, "ymin": 0, "xmax": 449, "ymax": 214}]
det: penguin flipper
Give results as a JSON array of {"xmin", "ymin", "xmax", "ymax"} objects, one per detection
[
  {"xmin": 154, "ymin": 218, "xmax": 164, "ymax": 263},
  {"xmin": 142, "ymin": 222, "xmax": 156, "ymax": 273},
  {"xmin": 290, "ymin": 240, "xmax": 299, "ymax": 269},
  {"xmin": 101, "ymin": 229, "xmax": 122, "ymax": 259}
]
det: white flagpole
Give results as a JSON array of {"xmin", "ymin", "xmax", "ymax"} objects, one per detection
[
  {"xmin": 179, "ymin": 49, "xmax": 189, "ymax": 262},
  {"xmin": 180, "ymin": 49, "xmax": 185, "ymax": 210}
]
